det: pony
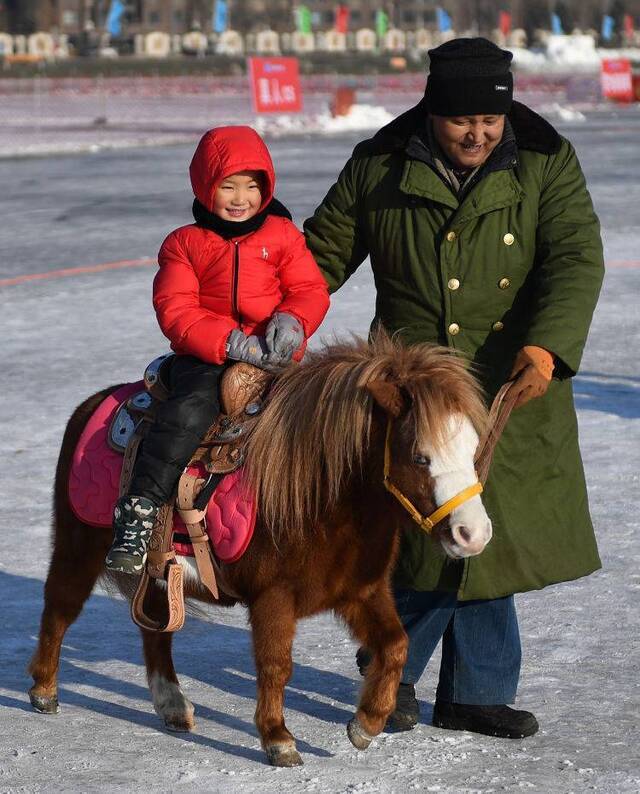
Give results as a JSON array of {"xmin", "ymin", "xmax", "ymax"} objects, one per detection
[{"xmin": 28, "ymin": 333, "xmax": 492, "ymax": 767}]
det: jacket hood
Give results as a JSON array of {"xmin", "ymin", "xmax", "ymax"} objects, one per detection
[
  {"xmin": 189, "ymin": 126, "xmax": 275, "ymax": 213},
  {"xmin": 356, "ymin": 99, "xmax": 562, "ymax": 158}
]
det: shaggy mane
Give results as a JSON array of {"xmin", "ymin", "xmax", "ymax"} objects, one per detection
[{"xmin": 245, "ymin": 331, "xmax": 488, "ymax": 542}]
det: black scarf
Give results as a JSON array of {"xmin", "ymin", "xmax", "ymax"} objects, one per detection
[{"xmin": 192, "ymin": 197, "xmax": 292, "ymax": 239}]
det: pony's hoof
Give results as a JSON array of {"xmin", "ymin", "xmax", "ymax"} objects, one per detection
[
  {"xmin": 29, "ymin": 688, "xmax": 60, "ymax": 714},
  {"xmin": 347, "ymin": 716, "xmax": 373, "ymax": 750},
  {"xmin": 164, "ymin": 715, "xmax": 195, "ymax": 733},
  {"xmin": 265, "ymin": 743, "xmax": 303, "ymax": 767}
]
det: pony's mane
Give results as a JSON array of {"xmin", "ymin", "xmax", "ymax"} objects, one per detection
[{"xmin": 246, "ymin": 331, "xmax": 488, "ymax": 542}]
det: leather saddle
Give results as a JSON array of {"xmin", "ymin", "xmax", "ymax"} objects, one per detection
[{"xmin": 109, "ymin": 353, "xmax": 270, "ymax": 478}]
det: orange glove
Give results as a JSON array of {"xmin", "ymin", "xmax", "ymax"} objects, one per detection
[{"xmin": 509, "ymin": 345, "xmax": 555, "ymax": 409}]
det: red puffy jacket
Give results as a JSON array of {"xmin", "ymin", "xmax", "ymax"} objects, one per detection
[{"xmin": 153, "ymin": 126, "xmax": 329, "ymax": 364}]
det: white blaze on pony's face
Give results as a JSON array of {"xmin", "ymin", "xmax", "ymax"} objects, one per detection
[{"xmin": 420, "ymin": 414, "xmax": 492, "ymax": 558}]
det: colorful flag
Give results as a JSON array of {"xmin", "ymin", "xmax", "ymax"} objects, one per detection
[
  {"xmin": 436, "ymin": 8, "xmax": 452, "ymax": 33},
  {"xmin": 296, "ymin": 5, "xmax": 312, "ymax": 34},
  {"xmin": 499, "ymin": 11, "xmax": 512, "ymax": 37},
  {"xmin": 624, "ymin": 14, "xmax": 634, "ymax": 37},
  {"xmin": 375, "ymin": 9, "xmax": 389, "ymax": 38},
  {"xmin": 335, "ymin": 5, "xmax": 349, "ymax": 34},
  {"xmin": 550, "ymin": 12, "xmax": 563, "ymax": 35},
  {"xmin": 106, "ymin": 0, "xmax": 125, "ymax": 37},
  {"xmin": 601, "ymin": 14, "xmax": 615, "ymax": 41},
  {"xmin": 213, "ymin": 0, "xmax": 227, "ymax": 34}
]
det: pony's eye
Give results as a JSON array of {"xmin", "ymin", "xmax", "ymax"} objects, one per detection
[{"xmin": 413, "ymin": 454, "xmax": 429, "ymax": 466}]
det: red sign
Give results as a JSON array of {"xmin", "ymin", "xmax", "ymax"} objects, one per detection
[
  {"xmin": 601, "ymin": 58, "xmax": 633, "ymax": 103},
  {"xmin": 248, "ymin": 57, "xmax": 302, "ymax": 113}
]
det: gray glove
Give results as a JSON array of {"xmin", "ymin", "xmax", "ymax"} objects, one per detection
[
  {"xmin": 226, "ymin": 329, "xmax": 270, "ymax": 369},
  {"xmin": 265, "ymin": 312, "xmax": 304, "ymax": 364}
]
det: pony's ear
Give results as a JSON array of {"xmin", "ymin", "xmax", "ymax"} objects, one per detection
[{"xmin": 367, "ymin": 380, "xmax": 411, "ymax": 418}]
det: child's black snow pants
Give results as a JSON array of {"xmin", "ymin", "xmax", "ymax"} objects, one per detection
[{"xmin": 129, "ymin": 355, "xmax": 227, "ymax": 506}]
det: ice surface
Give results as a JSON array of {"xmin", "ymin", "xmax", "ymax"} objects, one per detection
[{"xmin": 0, "ymin": 114, "xmax": 639, "ymax": 792}]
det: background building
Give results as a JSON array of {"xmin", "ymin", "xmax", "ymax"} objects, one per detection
[{"xmin": 1, "ymin": 0, "xmax": 638, "ymax": 41}]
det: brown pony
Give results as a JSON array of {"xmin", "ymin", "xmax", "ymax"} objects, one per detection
[{"xmin": 29, "ymin": 333, "xmax": 492, "ymax": 767}]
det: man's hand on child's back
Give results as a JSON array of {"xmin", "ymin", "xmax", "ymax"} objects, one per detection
[
  {"xmin": 226, "ymin": 329, "xmax": 271, "ymax": 369},
  {"xmin": 265, "ymin": 313, "xmax": 304, "ymax": 366}
]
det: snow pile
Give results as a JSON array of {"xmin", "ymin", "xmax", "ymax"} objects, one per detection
[
  {"xmin": 546, "ymin": 35, "xmax": 601, "ymax": 67},
  {"xmin": 510, "ymin": 47, "xmax": 548, "ymax": 70},
  {"xmin": 537, "ymin": 103, "xmax": 587, "ymax": 122},
  {"xmin": 316, "ymin": 103, "xmax": 395, "ymax": 133},
  {"xmin": 511, "ymin": 35, "xmax": 640, "ymax": 72},
  {"xmin": 254, "ymin": 103, "xmax": 394, "ymax": 138}
]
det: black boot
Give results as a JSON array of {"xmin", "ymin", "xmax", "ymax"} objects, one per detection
[
  {"xmin": 387, "ymin": 682, "xmax": 420, "ymax": 731},
  {"xmin": 355, "ymin": 648, "xmax": 419, "ymax": 731},
  {"xmin": 355, "ymin": 646, "xmax": 371, "ymax": 677},
  {"xmin": 432, "ymin": 701, "xmax": 539, "ymax": 738},
  {"xmin": 105, "ymin": 496, "xmax": 159, "ymax": 575}
]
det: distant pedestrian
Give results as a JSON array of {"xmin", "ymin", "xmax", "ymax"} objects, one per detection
[{"xmin": 305, "ymin": 37, "xmax": 604, "ymax": 738}]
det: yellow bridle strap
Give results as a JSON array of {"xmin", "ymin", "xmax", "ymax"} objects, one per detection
[{"xmin": 383, "ymin": 420, "xmax": 483, "ymax": 535}]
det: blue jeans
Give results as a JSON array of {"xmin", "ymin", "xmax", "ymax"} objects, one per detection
[{"xmin": 394, "ymin": 589, "xmax": 521, "ymax": 705}]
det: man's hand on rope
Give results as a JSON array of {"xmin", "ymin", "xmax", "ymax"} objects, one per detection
[{"xmin": 509, "ymin": 345, "xmax": 555, "ymax": 408}]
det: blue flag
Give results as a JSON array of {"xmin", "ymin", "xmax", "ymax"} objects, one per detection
[
  {"xmin": 436, "ymin": 8, "xmax": 452, "ymax": 32},
  {"xmin": 106, "ymin": 0, "xmax": 125, "ymax": 37},
  {"xmin": 601, "ymin": 14, "xmax": 615, "ymax": 41},
  {"xmin": 213, "ymin": 0, "xmax": 228, "ymax": 34},
  {"xmin": 551, "ymin": 12, "xmax": 563, "ymax": 35}
]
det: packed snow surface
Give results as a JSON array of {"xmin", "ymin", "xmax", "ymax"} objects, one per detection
[{"xmin": 0, "ymin": 109, "xmax": 639, "ymax": 793}]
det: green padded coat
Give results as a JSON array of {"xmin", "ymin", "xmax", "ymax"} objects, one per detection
[{"xmin": 304, "ymin": 100, "xmax": 604, "ymax": 600}]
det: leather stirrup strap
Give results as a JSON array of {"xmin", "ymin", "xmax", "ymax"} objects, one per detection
[
  {"xmin": 474, "ymin": 381, "xmax": 519, "ymax": 484},
  {"xmin": 176, "ymin": 475, "xmax": 219, "ymax": 600},
  {"xmin": 131, "ymin": 504, "xmax": 186, "ymax": 632},
  {"xmin": 119, "ymin": 417, "xmax": 149, "ymax": 497}
]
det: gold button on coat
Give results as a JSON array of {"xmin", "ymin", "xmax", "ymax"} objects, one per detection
[
  {"xmin": 498, "ymin": 277, "xmax": 511, "ymax": 289},
  {"xmin": 503, "ymin": 233, "xmax": 515, "ymax": 246},
  {"xmin": 446, "ymin": 231, "xmax": 457, "ymax": 242},
  {"xmin": 448, "ymin": 323, "xmax": 460, "ymax": 335},
  {"xmin": 492, "ymin": 321, "xmax": 504, "ymax": 331},
  {"xmin": 448, "ymin": 278, "xmax": 460, "ymax": 290}
]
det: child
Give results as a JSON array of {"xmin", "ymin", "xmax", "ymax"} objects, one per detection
[{"xmin": 106, "ymin": 126, "xmax": 330, "ymax": 574}]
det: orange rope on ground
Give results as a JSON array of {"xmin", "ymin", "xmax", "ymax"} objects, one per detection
[{"xmin": 0, "ymin": 257, "xmax": 156, "ymax": 288}]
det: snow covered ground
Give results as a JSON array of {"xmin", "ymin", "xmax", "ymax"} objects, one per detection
[{"xmin": 0, "ymin": 112, "xmax": 639, "ymax": 792}]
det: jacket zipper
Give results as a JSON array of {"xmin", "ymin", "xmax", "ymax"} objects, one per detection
[{"xmin": 232, "ymin": 241, "xmax": 243, "ymax": 328}]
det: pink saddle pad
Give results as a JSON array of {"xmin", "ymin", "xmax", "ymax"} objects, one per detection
[{"xmin": 68, "ymin": 382, "xmax": 256, "ymax": 563}]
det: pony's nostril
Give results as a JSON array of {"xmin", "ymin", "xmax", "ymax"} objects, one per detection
[{"xmin": 452, "ymin": 524, "xmax": 473, "ymax": 546}]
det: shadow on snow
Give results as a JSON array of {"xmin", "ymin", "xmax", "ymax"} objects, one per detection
[
  {"xmin": 573, "ymin": 371, "xmax": 640, "ymax": 419},
  {"xmin": 0, "ymin": 570, "xmax": 434, "ymax": 762}
]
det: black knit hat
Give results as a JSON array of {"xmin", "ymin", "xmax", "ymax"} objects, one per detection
[{"xmin": 425, "ymin": 37, "xmax": 513, "ymax": 116}]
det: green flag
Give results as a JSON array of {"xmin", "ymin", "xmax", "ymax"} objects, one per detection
[
  {"xmin": 297, "ymin": 5, "xmax": 312, "ymax": 34},
  {"xmin": 375, "ymin": 9, "xmax": 389, "ymax": 38}
]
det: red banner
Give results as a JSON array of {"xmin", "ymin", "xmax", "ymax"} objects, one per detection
[
  {"xmin": 601, "ymin": 59, "xmax": 633, "ymax": 103},
  {"xmin": 248, "ymin": 57, "xmax": 302, "ymax": 113},
  {"xmin": 499, "ymin": 11, "xmax": 512, "ymax": 37},
  {"xmin": 335, "ymin": 5, "xmax": 350, "ymax": 34},
  {"xmin": 624, "ymin": 14, "xmax": 634, "ymax": 37}
]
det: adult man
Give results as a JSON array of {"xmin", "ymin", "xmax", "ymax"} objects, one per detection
[{"xmin": 304, "ymin": 38, "xmax": 604, "ymax": 738}]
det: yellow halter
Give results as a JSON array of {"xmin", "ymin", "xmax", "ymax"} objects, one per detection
[{"xmin": 383, "ymin": 419, "xmax": 483, "ymax": 534}]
